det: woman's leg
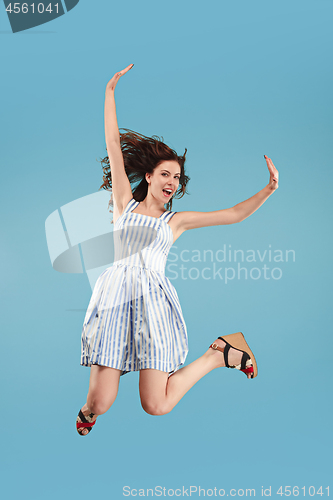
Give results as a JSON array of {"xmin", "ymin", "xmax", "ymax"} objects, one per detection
[
  {"xmin": 139, "ymin": 337, "xmax": 251, "ymax": 416},
  {"xmin": 77, "ymin": 365, "xmax": 121, "ymax": 435}
]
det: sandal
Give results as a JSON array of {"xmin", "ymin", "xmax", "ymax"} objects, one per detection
[
  {"xmin": 76, "ymin": 409, "xmax": 97, "ymax": 436},
  {"xmin": 209, "ymin": 332, "xmax": 257, "ymax": 378}
]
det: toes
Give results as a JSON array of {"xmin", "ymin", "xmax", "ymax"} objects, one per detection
[{"xmin": 77, "ymin": 425, "xmax": 88, "ymax": 436}]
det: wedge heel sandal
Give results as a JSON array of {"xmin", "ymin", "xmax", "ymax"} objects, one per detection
[{"xmin": 210, "ymin": 332, "xmax": 258, "ymax": 379}]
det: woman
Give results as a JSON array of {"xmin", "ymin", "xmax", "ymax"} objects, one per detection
[{"xmin": 76, "ymin": 63, "xmax": 279, "ymax": 436}]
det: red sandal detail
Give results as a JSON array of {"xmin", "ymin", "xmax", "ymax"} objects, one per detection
[{"xmin": 76, "ymin": 409, "xmax": 97, "ymax": 436}]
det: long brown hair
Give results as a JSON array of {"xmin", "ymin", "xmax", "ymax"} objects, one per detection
[{"xmin": 99, "ymin": 129, "xmax": 190, "ymax": 221}]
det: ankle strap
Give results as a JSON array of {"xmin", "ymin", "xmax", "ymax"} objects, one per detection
[{"xmin": 209, "ymin": 342, "xmax": 224, "ymax": 353}]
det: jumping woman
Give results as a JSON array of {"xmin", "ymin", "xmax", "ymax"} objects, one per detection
[{"xmin": 76, "ymin": 63, "xmax": 279, "ymax": 435}]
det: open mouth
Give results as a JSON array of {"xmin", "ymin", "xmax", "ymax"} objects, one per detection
[{"xmin": 162, "ymin": 189, "xmax": 173, "ymax": 197}]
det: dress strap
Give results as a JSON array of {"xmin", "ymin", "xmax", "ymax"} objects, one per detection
[
  {"xmin": 124, "ymin": 197, "xmax": 139, "ymax": 214},
  {"xmin": 160, "ymin": 211, "xmax": 177, "ymax": 223}
]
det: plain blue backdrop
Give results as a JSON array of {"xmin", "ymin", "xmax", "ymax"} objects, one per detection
[{"xmin": 1, "ymin": 0, "xmax": 332, "ymax": 498}]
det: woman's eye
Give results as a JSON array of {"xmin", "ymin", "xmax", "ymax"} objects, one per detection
[{"xmin": 162, "ymin": 173, "xmax": 180, "ymax": 179}]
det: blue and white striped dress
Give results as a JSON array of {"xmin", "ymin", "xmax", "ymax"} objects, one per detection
[{"xmin": 81, "ymin": 197, "xmax": 188, "ymax": 375}]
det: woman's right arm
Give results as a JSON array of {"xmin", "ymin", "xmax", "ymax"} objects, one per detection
[{"xmin": 104, "ymin": 64, "xmax": 134, "ymax": 214}]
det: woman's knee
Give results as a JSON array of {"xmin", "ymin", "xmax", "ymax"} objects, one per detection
[{"xmin": 140, "ymin": 398, "xmax": 171, "ymax": 416}]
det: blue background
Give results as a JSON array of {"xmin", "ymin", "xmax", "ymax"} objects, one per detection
[{"xmin": 1, "ymin": 0, "xmax": 332, "ymax": 498}]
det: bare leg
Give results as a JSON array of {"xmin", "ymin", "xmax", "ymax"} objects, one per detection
[
  {"xmin": 139, "ymin": 337, "xmax": 251, "ymax": 416},
  {"xmin": 77, "ymin": 365, "xmax": 121, "ymax": 435}
]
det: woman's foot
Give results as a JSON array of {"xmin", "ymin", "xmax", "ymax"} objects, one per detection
[
  {"xmin": 208, "ymin": 337, "xmax": 253, "ymax": 378},
  {"xmin": 76, "ymin": 404, "xmax": 97, "ymax": 436}
]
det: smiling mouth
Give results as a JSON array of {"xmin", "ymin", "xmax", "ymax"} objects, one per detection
[{"xmin": 162, "ymin": 189, "xmax": 173, "ymax": 197}]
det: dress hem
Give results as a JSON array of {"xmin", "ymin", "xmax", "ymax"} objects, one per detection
[{"xmin": 80, "ymin": 354, "xmax": 188, "ymax": 376}]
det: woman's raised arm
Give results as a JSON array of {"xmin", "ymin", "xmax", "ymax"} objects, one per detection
[
  {"xmin": 176, "ymin": 155, "xmax": 279, "ymax": 231},
  {"xmin": 104, "ymin": 64, "xmax": 134, "ymax": 213}
]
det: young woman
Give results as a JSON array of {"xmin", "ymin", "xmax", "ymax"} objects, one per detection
[{"xmin": 76, "ymin": 63, "xmax": 279, "ymax": 436}]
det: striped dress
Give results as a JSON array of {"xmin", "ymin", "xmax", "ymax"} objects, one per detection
[{"xmin": 81, "ymin": 197, "xmax": 188, "ymax": 375}]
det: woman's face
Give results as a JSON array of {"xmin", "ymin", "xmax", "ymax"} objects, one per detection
[{"xmin": 146, "ymin": 161, "xmax": 181, "ymax": 202}]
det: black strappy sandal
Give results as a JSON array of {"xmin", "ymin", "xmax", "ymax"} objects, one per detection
[
  {"xmin": 76, "ymin": 409, "xmax": 97, "ymax": 436},
  {"xmin": 209, "ymin": 332, "xmax": 257, "ymax": 378}
]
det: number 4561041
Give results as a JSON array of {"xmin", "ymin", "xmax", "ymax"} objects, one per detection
[
  {"xmin": 5, "ymin": 3, "xmax": 59, "ymax": 14},
  {"xmin": 277, "ymin": 486, "xmax": 329, "ymax": 496}
]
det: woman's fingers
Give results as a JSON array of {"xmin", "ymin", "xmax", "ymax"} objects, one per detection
[
  {"xmin": 264, "ymin": 155, "xmax": 279, "ymax": 189},
  {"xmin": 264, "ymin": 154, "xmax": 274, "ymax": 169},
  {"xmin": 117, "ymin": 63, "xmax": 134, "ymax": 77},
  {"xmin": 264, "ymin": 155, "xmax": 278, "ymax": 175},
  {"xmin": 106, "ymin": 63, "xmax": 134, "ymax": 91}
]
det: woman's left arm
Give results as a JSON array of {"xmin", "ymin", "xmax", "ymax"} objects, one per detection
[{"xmin": 177, "ymin": 156, "xmax": 279, "ymax": 231}]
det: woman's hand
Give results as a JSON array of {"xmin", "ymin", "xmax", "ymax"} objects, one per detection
[
  {"xmin": 264, "ymin": 155, "xmax": 279, "ymax": 191},
  {"xmin": 106, "ymin": 63, "xmax": 134, "ymax": 92}
]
